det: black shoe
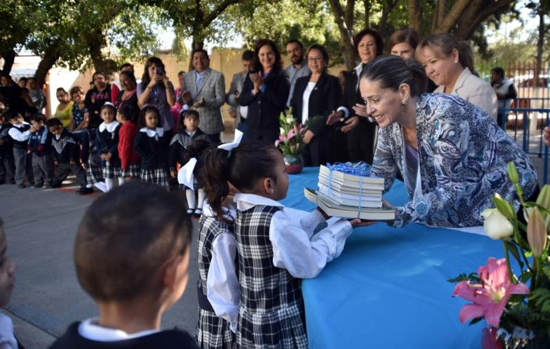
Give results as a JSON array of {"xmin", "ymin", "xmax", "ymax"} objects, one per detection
[
  {"xmin": 8, "ymin": 179, "xmax": 15, "ymax": 185},
  {"xmin": 18, "ymin": 183, "xmax": 25, "ymax": 188},
  {"xmin": 51, "ymin": 182, "xmax": 61, "ymax": 188},
  {"xmin": 0, "ymin": 180, "xmax": 5, "ymax": 185},
  {"xmin": 32, "ymin": 182, "xmax": 44, "ymax": 189},
  {"xmin": 77, "ymin": 187, "xmax": 93, "ymax": 195}
]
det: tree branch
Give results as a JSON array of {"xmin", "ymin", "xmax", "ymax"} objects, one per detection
[
  {"xmin": 203, "ymin": 0, "xmax": 241, "ymax": 27},
  {"xmin": 456, "ymin": 0, "xmax": 515, "ymax": 39},
  {"xmin": 435, "ymin": 0, "xmax": 470, "ymax": 33},
  {"xmin": 408, "ymin": 0, "xmax": 422, "ymax": 34}
]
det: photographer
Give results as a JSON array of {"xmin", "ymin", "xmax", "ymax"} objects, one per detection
[{"xmin": 137, "ymin": 57, "xmax": 176, "ymax": 132}]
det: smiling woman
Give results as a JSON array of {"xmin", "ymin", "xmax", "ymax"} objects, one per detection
[{"xmin": 362, "ymin": 55, "xmax": 538, "ymax": 228}]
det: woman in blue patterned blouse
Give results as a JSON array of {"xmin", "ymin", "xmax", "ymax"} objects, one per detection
[{"xmin": 360, "ymin": 55, "xmax": 538, "ymax": 228}]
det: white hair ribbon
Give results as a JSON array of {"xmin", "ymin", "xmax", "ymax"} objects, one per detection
[
  {"xmin": 217, "ymin": 129, "xmax": 243, "ymax": 152},
  {"xmin": 178, "ymin": 157, "xmax": 198, "ymax": 190}
]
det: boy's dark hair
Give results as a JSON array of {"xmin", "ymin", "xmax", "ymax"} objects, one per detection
[
  {"xmin": 69, "ymin": 86, "xmax": 84, "ymax": 96},
  {"xmin": 202, "ymin": 141, "xmax": 280, "ymax": 221},
  {"xmin": 118, "ymin": 104, "xmax": 139, "ymax": 124},
  {"xmin": 176, "ymin": 110, "xmax": 199, "ymax": 133},
  {"xmin": 242, "ymin": 50, "xmax": 254, "ymax": 61},
  {"xmin": 4, "ymin": 110, "xmax": 20, "ymax": 121},
  {"xmin": 46, "ymin": 118, "xmax": 63, "ymax": 128},
  {"xmin": 74, "ymin": 181, "xmax": 192, "ymax": 302},
  {"xmin": 30, "ymin": 114, "xmax": 47, "ymax": 124},
  {"xmin": 139, "ymin": 106, "xmax": 162, "ymax": 128},
  {"xmin": 185, "ymin": 110, "xmax": 199, "ymax": 120},
  {"xmin": 492, "ymin": 67, "xmax": 505, "ymax": 78}
]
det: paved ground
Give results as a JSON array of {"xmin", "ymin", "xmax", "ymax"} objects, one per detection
[{"xmin": 0, "ymin": 183, "xmax": 200, "ymax": 348}]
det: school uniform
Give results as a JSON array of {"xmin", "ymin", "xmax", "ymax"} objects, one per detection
[
  {"xmin": 8, "ymin": 122, "xmax": 31, "ymax": 186},
  {"xmin": 233, "ymin": 193, "xmax": 353, "ymax": 349},
  {"xmin": 28, "ymin": 125, "xmax": 54, "ymax": 187},
  {"xmin": 97, "ymin": 121, "xmax": 121, "ymax": 179},
  {"xmin": 196, "ymin": 203, "xmax": 238, "ymax": 349},
  {"xmin": 0, "ymin": 122, "xmax": 15, "ymax": 184},
  {"xmin": 86, "ymin": 128, "xmax": 104, "ymax": 185},
  {"xmin": 169, "ymin": 129, "xmax": 209, "ymax": 188},
  {"xmin": 49, "ymin": 319, "xmax": 199, "ymax": 349},
  {"xmin": 118, "ymin": 121, "xmax": 141, "ymax": 179},
  {"xmin": 134, "ymin": 127, "xmax": 170, "ymax": 187},
  {"xmin": 51, "ymin": 129, "xmax": 87, "ymax": 189},
  {"xmin": 0, "ymin": 312, "xmax": 22, "ymax": 349}
]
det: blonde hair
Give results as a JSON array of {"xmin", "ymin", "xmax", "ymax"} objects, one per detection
[{"xmin": 417, "ymin": 33, "xmax": 474, "ymax": 73}]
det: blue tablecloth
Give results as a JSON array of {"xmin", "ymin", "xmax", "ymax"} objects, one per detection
[{"xmin": 281, "ymin": 168, "xmax": 503, "ymax": 349}]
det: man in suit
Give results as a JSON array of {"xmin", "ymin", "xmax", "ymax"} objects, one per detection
[
  {"xmin": 182, "ymin": 49, "xmax": 226, "ymax": 143},
  {"xmin": 226, "ymin": 50, "xmax": 254, "ymax": 140},
  {"xmin": 285, "ymin": 40, "xmax": 310, "ymax": 108}
]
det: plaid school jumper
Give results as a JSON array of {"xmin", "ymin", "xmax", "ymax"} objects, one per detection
[
  {"xmin": 196, "ymin": 214, "xmax": 236, "ymax": 349},
  {"xmin": 236, "ymin": 205, "xmax": 308, "ymax": 349}
]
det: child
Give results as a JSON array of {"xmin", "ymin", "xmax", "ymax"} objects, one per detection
[
  {"xmin": 169, "ymin": 110, "xmax": 210, "ymax": 214},
  {"xmin": 69, "ymin": 86, "xmax": 89, "ymax": 132},
  {"xmin": 196, "ymin": 180, "xmax": 239, "ymax": 349},
  {"xmin": 47, "ymin": 118, "xmax": 92, "ymax": 195},
  {"xmin": 0, "ymin": 217, "xmax": 19, "ymax": 349},
  {"xmin": 0, "ymin": 113, "xmax": 15, "ymax": 185},
  {"xmin": 203, "ymin": 141, "xmax": 360, "ymax": 348},
  {"xmin": 134, "ymin": 106, "xmax": 170, "ymax": 187},
  {"xmin": 6, "ymin": 111, "xmax": 31, "ymax": 188},
  {"xmin": 116, "ymin": 105, "xmax": 141, "ymax": 181},
  {"xmin": 28, "ymin": 113, "xmax": 55, "ymax": 188},
  {"xmin": 97, "ymin": 103, "xmax": 122, "ymax": 192},
  {"xmin": 48, "ymin": 182, "xmax": 198, "ymax": 348}
]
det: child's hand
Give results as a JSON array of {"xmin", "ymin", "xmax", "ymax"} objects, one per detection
[
  {"xmin": 81, "ymin": 163, "xmax": 88, "ymax": 170},
  {"xmin": 100, "ymin": 154, "xmax": 107, "ymax": 160},
  {"xmin": 349, "ymin": 219, "xmax": 377, "ymax": 228},
  {"xmin": 54, "ymin": 161, "xmax": 59, "ymax": 166},
  {"xmin": 69, "ymin": 160, "xmax": 76, "ymax": 165},
  {"xmin": 170, "ymin": 171, "xmax": 177, "ymax": 178},
  {"xmin": 105, "ymin": 153, "xmax": 112, "ymax": 161}
]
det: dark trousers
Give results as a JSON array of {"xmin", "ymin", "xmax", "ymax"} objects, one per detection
[
  {"xmin": 55, "ymin": 162, "xmax": 87, "ymax": 187},
  {"xmin": 72, "ymin": 130, "xmax": 89, "ymax": 163},
  {"xmin": 13, "ymin": 148, "xmax": 27, "ymax": 185},
  {"xmin": 206, "ymin": 133, "xmax": 221, "ymax": 144},
  {"xmin": 32, "ymin": 153, "xmax": 55, "ymax": 186},
  {"xmin": 0, "ymin": 156, "xmax": 15, "ymax": 183}
]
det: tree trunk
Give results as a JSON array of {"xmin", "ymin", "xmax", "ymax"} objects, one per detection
[
  {"xmin": 34, "ymin": 39, "xmax": 63, "ymax": 87},
  {"xmin": 362, "ymin": 0, "xmax": 370, "ymax": 28},
  {"xmin": 434, "ymin": 0, "xmax": 470, "ymax": 34},
  {"xmin": 408, "ymin": 0, "xmax": 422, "ymax": 35},
  {"xmin": 535, "ymin": 7, "xmax": 545, "ymax": 88},
  {"xmin": 378, "ymin": 0, "xmax": 398, "ymax": 39},
  {"xmin": 328, "ymin": 0, "xmax": 356, "ymax": 70},
  {"xmin": 85, "ymin": 28, "xmax": 117, "ymax": 74},
  {"xmin": 1, "ymin": 49, "xmax": 16, "ymax": 76},
  {"xmin": 455, "ymin": 0, "xmax": 515, "ymax": 39}
]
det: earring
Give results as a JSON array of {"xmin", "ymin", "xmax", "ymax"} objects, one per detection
[{"xmin": 401, "ymin": 100, "xmax": 407, "ymax": 106}]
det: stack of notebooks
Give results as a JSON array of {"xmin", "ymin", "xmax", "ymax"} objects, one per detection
[{"xmin": 304, "ymin": 164, "xmax": 395, "ymax": 220}]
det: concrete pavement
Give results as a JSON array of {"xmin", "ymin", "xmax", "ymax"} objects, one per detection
[{"xmin": 0, "ymin": 182, "xmax": 200, "ymax": 348}]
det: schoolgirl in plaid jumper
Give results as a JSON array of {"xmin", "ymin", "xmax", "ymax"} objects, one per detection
[
  {"xmin": 116, "ymin": 105, "xmax": 141, "ymax": 180},
  {"xmin": 97, "ymin": 103, "xmax": 123, "ymax": 191},
  {"xmin": 196, "ymin": 201, "xmax": 238, "ymax": 349},
  {"xmin": 203, "ymin": 141, "xmax": 357, "ymax": 349},
  {"xmin": 134, "ymin": 106, "xmax": 170, "ymax": 187}
]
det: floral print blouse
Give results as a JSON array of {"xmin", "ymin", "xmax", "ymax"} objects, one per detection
[{"xmin": 371, "ymin": 93, "xmax": 538, "ymax": 228}]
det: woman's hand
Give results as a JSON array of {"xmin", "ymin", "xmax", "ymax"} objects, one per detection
[
  {"xmin": 341, "ymin": 116, "xmax": 359, "ymax": 132},
  {"xmin": 349, "ymin": 219, "xmax": 377, "ymax": 228},
  {"xmin": 250, "ymin": 72, "xmax": 264, "ymax": 92},
  {"xmin": 181, "ymin": 90, "xmax": 192, "ymax": 103},
  {"xmin": 302, "ymin": 130, "xmax": 315, "ymax": 144},
  {"xmin": 327, "ymin": 110, "xmax": 344, "ymax": 125},
  {"xmin": 353, "ymin": 103, "xmax": 369, "ymax": 118}
]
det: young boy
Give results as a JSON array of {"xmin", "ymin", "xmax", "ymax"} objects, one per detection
[
  {"xmin": 49, "ymin": 182, "xmax": 198, "ymax": 348},
  {"xmin": 29, "ymin": 114, "xmax": 55, "ymax": 188},
  {"xmin": 169, "ymin": 110, "xmax": 210, "ymax": 215},
  {"xmin": 0, "ymin": 217, "xmax": 20, "ymax": 348},
  {"xmin": 0, "ymin": 112, "xmax": 15, "ymax": 185},
  {"xmin": 5, "ymin": 111, "xmax": 31, "ymax": 188},
  {"xmin": 46, "ymin": 118, "xmax": 92, "ymax": 195}
]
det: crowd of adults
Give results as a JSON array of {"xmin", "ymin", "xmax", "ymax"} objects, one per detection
[{"xmin": 0, "ymin": 27, "xmax": 524, "ymax": 170}]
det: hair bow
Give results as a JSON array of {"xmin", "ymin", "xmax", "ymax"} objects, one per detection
[
  {"xmin": 217, "ymin": 129, "xmax": 243, "ymax": 156},
  {"xmin": 178, "ymin": 157, "xmax": 197, "ymax": 190}
]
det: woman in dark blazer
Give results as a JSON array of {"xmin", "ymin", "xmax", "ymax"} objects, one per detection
[
  {"xmin": 240, "ymin": 39, "xmax": 290, "ymax": 144},
  {"xmin": 290, "ymin": 44, "xmax": 340, "ymax": 166}
]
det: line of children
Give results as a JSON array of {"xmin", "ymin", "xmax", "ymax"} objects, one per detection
[
  {"xmin": 134, "ymin": 106, "xmax": 171, "ymax": 187},
  {"xmin": 28, "ymin": 114, "xmax": 54, "ymax": 188},
  {"xmin": 201, "ymin": 141, "xmax": 361, "ymax": 348},
  {"xmin": 47, "ymin": 118, "xmax": 92, "ymax": 195},
  {"xmin": 97, "ymin": 103, "xmax": 123, "ymax": 192},
  {"xmin": 169, "ymin": 110, "xmax": 210, "ymax": 215},
  {"xmin": 48, "ymin": 182, "xmax": 199, "ymax": 348}
]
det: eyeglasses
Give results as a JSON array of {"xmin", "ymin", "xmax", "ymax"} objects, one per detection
[{"xmin": 308, "ymin": 57, "xmax": 324, "ymax": 62}]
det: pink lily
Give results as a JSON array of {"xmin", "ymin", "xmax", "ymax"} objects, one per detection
[
  {"xmin": 287, "ymin": 128, "xmax": 296, "ymax": 141},
  {"xmin": 453, "ymin": 258, "xmax": 529, "ymax": 328}
]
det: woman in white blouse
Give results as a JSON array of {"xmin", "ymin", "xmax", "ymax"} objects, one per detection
[
  {"xmin": 417, "ymin": 33, "xmax": 498, "ymax": 120},
  {"xmin": 289, "ymin": 44, "xmax": 341, "ymax": 166}
]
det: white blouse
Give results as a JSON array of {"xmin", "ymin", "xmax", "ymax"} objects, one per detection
[
  {"xmin": 203, "ymin": 203, "xmax": 240, "ymax": 333},
  {"xmin": 301, "ymin": 82, "xmax": 316, "ymax": 124},
  {"xmin": 0, "ymin": 313, "xmax": 17, "ymax": 349},
  {"xmin": 234, "ymin": 193, "xmax": 353, "ymax": 279}
]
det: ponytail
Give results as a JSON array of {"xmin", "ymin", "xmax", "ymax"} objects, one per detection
[{"xmin": 202, "ymin": 148, "xmax": 232, "ymax": 221}]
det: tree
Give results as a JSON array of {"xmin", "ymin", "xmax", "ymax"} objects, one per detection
[{"xmin": 526, "ymin": 0, "xmax": 550, "ymax": 86}]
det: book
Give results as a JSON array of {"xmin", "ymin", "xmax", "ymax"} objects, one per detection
[
  {"xmin": 318, "ymin": 172, "xmax": 385, "ymax": 191},
  {"xmin": 317, "ymin": 184, "xmax": 383, "ymax": 207},
  {"xmin": 304, "ymin": 188, "xmax": 395, "ymax": 221},
  {"xmin": 318, "ymin": 175, "xmax": 384, "ymax": 194},
  {"xmin": 320, "ymin": 165, "xmax": 384, "ymax": 186}
]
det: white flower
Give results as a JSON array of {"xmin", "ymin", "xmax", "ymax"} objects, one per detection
[
  {"xmin": 280, "ymin": 127, "xmax": 285, "ymax": 135},
  {"xmin": 286, "ymin": 116, "xmax": 294, "ymax": 124},
  {"xmin": 481, "ymin": 208, "xmax": 514, "ymax": 240}
]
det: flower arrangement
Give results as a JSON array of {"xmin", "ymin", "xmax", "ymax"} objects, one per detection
[
  {"xmin": 275, "ymin": 108, "xmax": 306, "ymax": 157},
  {"xmin": 450, "ymin": 163, "xmax": 550, "ymax": 348}
]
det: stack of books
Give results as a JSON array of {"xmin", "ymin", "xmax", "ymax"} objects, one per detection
[{"xmin": 304, "ymin": 164, "xmax": 395, "ymax": 220}]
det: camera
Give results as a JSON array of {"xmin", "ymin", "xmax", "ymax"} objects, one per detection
[{"xmin": 156, "ymin": 67, "xmax": 165, "ymax": 75}]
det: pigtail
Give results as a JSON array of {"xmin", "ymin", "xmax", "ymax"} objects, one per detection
[{"xmin": 201, "ymin": 148, "xmax": 232, "ymax": 222}]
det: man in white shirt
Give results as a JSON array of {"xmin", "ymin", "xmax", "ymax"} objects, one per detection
[
  {"xmin": 285, "ymin": 39, "xmax": 310, "ymax": 108},
  {"xmin": 227, "ymin": 50, "xmax": 254, "ymax": 141}
]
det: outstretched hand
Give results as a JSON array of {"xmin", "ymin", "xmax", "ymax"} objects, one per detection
[
  {"xmin": 327, "ymin": 110, "xmax": 343, "ymax": 125},
  {"xmin": 341, "ymin": 116, "xmax": 359, "ymax": 133}
]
